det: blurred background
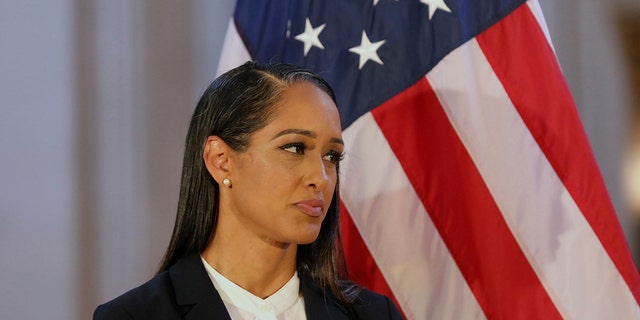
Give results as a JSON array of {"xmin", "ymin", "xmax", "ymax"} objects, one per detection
[{"xmin": 0, "ymin": 0, "xmax": 639, "ymax": 319}]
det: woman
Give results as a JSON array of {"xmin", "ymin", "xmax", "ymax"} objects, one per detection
[{"xmin": 94, "ymin": 61, "xmax": 403, "ymax": 319}]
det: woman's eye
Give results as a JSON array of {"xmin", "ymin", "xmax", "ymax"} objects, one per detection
[
  {"xmin": 323, "ymin": 151, "xmax": 344, "ymax": 164},
  {"xmin": 281, "ymin": 143, "xmax": 306, "ymax": 154}
]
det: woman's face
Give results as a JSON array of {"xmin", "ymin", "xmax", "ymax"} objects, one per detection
[{"xmin": 226, "ymin": 82, "xmax": 343, "ymax": 246}]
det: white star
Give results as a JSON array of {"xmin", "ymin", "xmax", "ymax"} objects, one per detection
[
  {"xmin": 294, "ymin": 18, "xmax": 326, "ymax": 56},
  {"xmin": 420, "ymin": 0, "xmax": 452, "ymax": 20},
  {"xmin": 373, "ymin": 0, "xmax": 380, "ymax": 5},
  {"xmin": 349, "ymin": 31, "xmax": 386, "ymax": 70}
]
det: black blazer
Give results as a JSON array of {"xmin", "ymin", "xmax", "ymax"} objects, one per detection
[{"xmin": 94, "ymin": 254, "xmax": 403, "ymax": 320}]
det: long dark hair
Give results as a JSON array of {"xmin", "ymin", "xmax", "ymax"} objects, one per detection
[{"xmin": 158, "ymin": 61, "xmax": 359, "ymax": 305}]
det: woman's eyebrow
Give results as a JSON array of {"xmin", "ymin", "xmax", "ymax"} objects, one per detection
[
  {"xmin": 272, "ymin": 128, "xmax": 316, "ymax": 140},
  {"xmin": 330, "ymin": 137, "xmax": 344, "ymax": 146},
  {"xmin": 271, "ymin": 128, "xmax": 344, "ymax": 145}
]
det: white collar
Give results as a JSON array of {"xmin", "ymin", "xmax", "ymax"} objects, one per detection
[{"xmin": 201, "ymin": 256, "xmax": 302, "ymax": 319}]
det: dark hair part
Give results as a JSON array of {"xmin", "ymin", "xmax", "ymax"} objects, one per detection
[{"xmin": 158, "ymin": 61, "xmax": 360, "ymax": 305}]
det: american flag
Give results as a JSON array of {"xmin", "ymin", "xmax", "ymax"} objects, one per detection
[{"xmin": 216, "ymin": 0, "xmax": 640, "ymax": 318}]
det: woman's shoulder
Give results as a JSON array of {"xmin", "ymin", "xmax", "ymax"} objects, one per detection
[
  {"xmin": 351, "ymin": 287, "xmax": 404, "ymax": 320},
  {"xmin": 93, "ymin": 254, "xmax": 226, "ymax": 319},
  {"xmin": 93, "ymin": 270, "xmax": 182, "ymax": 320},
  {"xmin": 301, "ymin": 276, "xmax": 403, "ymax": 319}
]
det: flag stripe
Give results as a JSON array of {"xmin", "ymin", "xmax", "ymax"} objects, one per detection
[
  {"xmin": 339, "ymin": 202, "xmax": 405, "ymax": 318},
  {"xmin": 428, "ymin": 31, "xmax": 639, "ymax": 318},
  {"xmin": 216, "ymin": 19, "xmax": 252, "ymax": 76},
  {"xmin": 476, "ymin": 3, "xmax": 640, "ymax": 310},
  {"xmin": 525, "ymin": 0, "xmax": 554, "ymax": 53},
  {"xmin": 372, "ymin": 77, "xmax": 562, "ymax": 319},
  {"xmin": 341, "ymin": 113, "xmax": 485, "ymax": 319}
]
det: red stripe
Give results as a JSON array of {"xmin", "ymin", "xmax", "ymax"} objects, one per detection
[
  {"xmin": 340, "ymin": 201, "xmax": 405, "ymax": 317},
  {"xmin": 372, "ymin": 77, "xmax": 562, "ymax": 319},
  {"xmin": 476, "ymin": 4, "xmax": 640, "ymax": 304}
]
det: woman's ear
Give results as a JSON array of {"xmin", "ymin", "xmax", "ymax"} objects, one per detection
[{"xmin": 203, "ymin": 136, "xmax": 232, "ymax": 185}]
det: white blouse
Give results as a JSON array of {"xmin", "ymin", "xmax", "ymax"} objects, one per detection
[{"xmin": 201, "ymin": 257, "xmax": 307, "ymax": 320}]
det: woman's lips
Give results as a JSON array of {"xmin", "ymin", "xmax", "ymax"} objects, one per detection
[{"xmin": 295, "ymin": 199, "xmax": 325, "ymax": 217}]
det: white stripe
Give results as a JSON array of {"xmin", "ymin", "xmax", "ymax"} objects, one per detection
[
  {"xmin": 526, "ymin": 0, "xmax": 556, "ymax": 54},
  {"xmin": 426, "ymin": 37, "xmax": 640, "ymax": 319},
  {"xmin": 342, "ymin": 114, "xmax": 486, "ymax": 320},
  {"xmin": 216, "ymin": 18, "xmax": 252, "ymax": 76}
]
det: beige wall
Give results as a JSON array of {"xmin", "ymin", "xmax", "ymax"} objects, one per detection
[
  {"xmin": 0, "ymin": 1, "xmax": 234, "ymax": 319},
  {"xmin": 618, "ymin": 8, "xmax": 640, "ymax": 246},
  {"xmin": 0, "ymin": 1, "xmax": 637, "ymax": 319}
]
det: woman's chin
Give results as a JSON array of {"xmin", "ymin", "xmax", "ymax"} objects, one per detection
[{"xmin": 293, "ymin": 228, "xmax": 322, "ymax": 245}]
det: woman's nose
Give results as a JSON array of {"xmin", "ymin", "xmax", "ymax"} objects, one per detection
[{"xmin": 305, "ymin": 156, "xmax": 330, "ymax": 191}]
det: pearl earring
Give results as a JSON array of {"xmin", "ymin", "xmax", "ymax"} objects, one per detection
[{"xmin": 222, "ymin": 178, "xmax": 231, "ymax": 187}]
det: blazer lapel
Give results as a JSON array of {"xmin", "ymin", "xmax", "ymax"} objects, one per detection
[
  {"xmin": 301, "ymin": 278, "xmax": 348, "ymax": 320},
  {"xmin": 169, "ymin": 255, "xmax": 351, "ymax": 320},
  {"xmin": 169, "ymin": 254, "xmax": 232, "ymax": 320}
]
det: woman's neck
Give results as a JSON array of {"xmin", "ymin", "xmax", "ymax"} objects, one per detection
[{"xmin": 201, "ymin": 219, "xmax": 298, "ymax": 299}]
